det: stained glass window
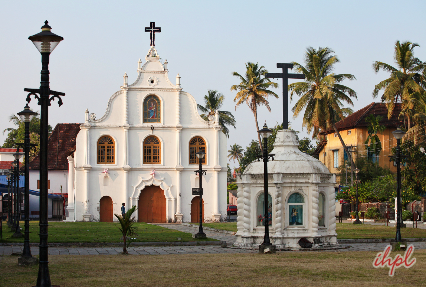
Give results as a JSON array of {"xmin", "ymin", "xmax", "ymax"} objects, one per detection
[
  {"xmin": 288, "ymin": 192, "xmax": 304, "ymax": 226},
  {"xmin": 257, "ymin": 193, "xmax": 272, "ymax": 226},
  {"xmin": 143, "ymin": 135, "xmax": 161, "ymax": 164},
  {"xmin": 143, "ymin": 95, "xmax": 161, "ymax": 123},
  {"xmin": 189, "ymin": 136, "xmax": 206, "ymax": 164}
]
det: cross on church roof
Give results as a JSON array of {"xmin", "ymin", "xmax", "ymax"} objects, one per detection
[
  {"xmin": 145, "ymin": 22, "xmax": 161, "ymax": 46},
  {"xmin": 266, "ymin": 63, "xmax": 305, "ymax": 130}
]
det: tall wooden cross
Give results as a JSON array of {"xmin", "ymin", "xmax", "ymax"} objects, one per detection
[
  {"xmin": 266, "ymin": 63, "xmax": 305, "ymax": 129},
  {"xmin": 145, "ymin": 22, "xmax": 161, "ymax": 46}
]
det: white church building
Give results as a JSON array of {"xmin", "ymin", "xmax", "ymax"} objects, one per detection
[{"xmin": 66, "ymin": 31, "xmax": 227, "ymax": 223}]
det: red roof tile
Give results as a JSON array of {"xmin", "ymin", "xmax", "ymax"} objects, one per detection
[
  {"xmin": 324, "ymin": 102, "xmax": 403, "ymax": 134},
  {"xmin": 29, "ymin": 123, "xmax": 81, "ymax": 170},
  {"xmin": 0, "ymin": 161, "xmax": 14, "ymax": 169}
]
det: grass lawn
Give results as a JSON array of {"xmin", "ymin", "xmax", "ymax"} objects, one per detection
[
  {"xmin": 2, "ymin": 250, "xmax": 425, "ymax": 286},
  {"xmin": 0, "ymin": 221, "xmax": 214, "ymax": 243},
  {"xmin": 203, "ymin": 222, "xmax": 426, "ymax": 239}
]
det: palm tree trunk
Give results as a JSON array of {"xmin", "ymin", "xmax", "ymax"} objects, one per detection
[
  {"xmin": 252, "ymin": 106, "xmax": 262, "ymax": 152},
  {"xmin": 332, "ymin": 123, "xmax": 356, "ymax": 186},
  {"xmin": 123, "ymin": 235, "xmax": 127, "ymax": 254}
]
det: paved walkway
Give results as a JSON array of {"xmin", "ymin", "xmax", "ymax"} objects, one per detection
[{"xmin": 1, "ymin": 222, "xmax": 426, "ymax": 255}]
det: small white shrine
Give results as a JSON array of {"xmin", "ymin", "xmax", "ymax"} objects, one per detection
[{"xmin": 234, "ymin": 129, "xmax": 337, "ymax": 249}]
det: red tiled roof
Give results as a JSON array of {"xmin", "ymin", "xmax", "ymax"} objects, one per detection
[
  {"xmin": 29, "ymin": 123, "xmax": 81, "ymax": 170},
  {"xmin": 0, "ymin": 161, "xmax": 14, "ymax": 169},
  {"xmin": 324, "ymin": 102, "xmax": 403, "ymax": 134}
]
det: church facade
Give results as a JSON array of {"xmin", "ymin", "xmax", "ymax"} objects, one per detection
[{"xmin": 66, "ymin": 43, "xmax": 227, "ymax": 223}]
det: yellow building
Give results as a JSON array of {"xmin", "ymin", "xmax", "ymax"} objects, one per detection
[{"xmin": 314, "ymin": 102, "xmax": 402, "ymax": 186}]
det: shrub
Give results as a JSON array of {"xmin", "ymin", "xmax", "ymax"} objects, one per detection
[
  {"xmin": 365, "ymin": 207, "xmax": 381, "ymax": 219},
  {"xmin": 402, "ymin": 210, "xmax": 413, "ymax": 221}
]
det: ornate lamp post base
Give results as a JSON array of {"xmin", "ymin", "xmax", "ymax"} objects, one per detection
[
  {"xmin": 353, "ymin": 218, "xmax": 362, "ymax": 224},
  {"xmin": 259, "ymin": 244, "xmax": 276, "ymax": 254},
  {"xmin": 19, "ymin": 256, "xmax": 39, "ymax": 266},
  {"xmin": 12, "ymin": 230, "xmax": 23, "ymax": 238},
  {"xmin": 194, "ymin": 232, "xmax": 207, "ymax": 239}
]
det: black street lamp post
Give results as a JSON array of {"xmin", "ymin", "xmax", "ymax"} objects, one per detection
[
  {"xmin": 258, "ymin": 123, "xmax": 274, "ymax": 252},
  {"xmin": 12, "ymin": 151, "xmax": 23, "ymax": 238},
  {"xmin": 6, "ymin": 170, "xmax": 13, "ymax": 227},
  {"xmin": 10, "ymin": 165, "xmax": 17, "ymax": 231},
  {"xmin": 18, "ymin": 104, "xmax": 38, "ymax": 264},
  {"xmin": 194, "ymin": 150, "xmax": 206, "ymax": 239},
  {"xmin": 353, "ymin": 168, "xmax": 362, "ymax": 224},
  {"xmin": 25, "ymin": 21, "xmax": 64, "ymax": 287},
  {"xmin": 392, "ymin": 128, "xmax": 406, "ymax": 242}
]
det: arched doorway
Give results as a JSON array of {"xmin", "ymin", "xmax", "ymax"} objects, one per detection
[
  {"xmin": 100, "ymin": 196, "xmax": 113, "ymax": 222},
  {"xmin": 191, "ymin": 196, "xmax": 204, "ymax": 223},
  {"xmin": 138, "ymin": 185, "xmax": 166, "ymax": 223}
]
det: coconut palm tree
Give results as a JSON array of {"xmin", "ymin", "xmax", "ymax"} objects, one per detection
[
  {"xmin": 197, "ymin": 90, "xmax": 236, "ymax": 137},
  {"xmin": 228, "ymin": 143, "xmax": 243, "ymax": 163},
  {"xmin": 289, "ymin": 47, "xmax": 357, "ymax": 167},
  {"xmin": 114, "ymin": 205, "xmax": 137, "ymax": 254},
  {"xmin": 231, "ymin": 62, "xmax": 278, "ymax": 150},
  {"xmin": 373, "ymin": 41, "xmax": 425, "ymax": 128}
]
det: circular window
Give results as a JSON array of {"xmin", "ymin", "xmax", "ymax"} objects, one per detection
[{"xmin": 147, "ymin": 77, "xmax": 158, "ymax": 87}]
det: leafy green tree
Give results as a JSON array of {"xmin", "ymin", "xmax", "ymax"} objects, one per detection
[
  {"xmin": 289, "ymin": 47, "xmax": 357, "ymax": 171},
  {"xmin": 114, "ymin": 205, "xmax": 137, "ymax": 255},
  {"xmin": 373, "ymin": 41, "xmax": 425, "ymax": 129},
  {"xmin": 231, "ymin": 62, "xmax": 278, "ymax": 150},
  {"xmin": 239, "ymin": 140, "xmax": 261, "ymax": 173},
  {"xmin": 2, "ymin": 113, "xmax": 52, "ymax": 161},
  {"xmin": 364, "ymin": 114, "xmax": 386, "ymax": 160},
  {"xmin": 228, "ymin": 143, "xmax": 243, "ymax": 163},
  {"xmin": 197, "ymin": 90, "xmax": 236, "ymax": 137},
  {"xmin": 397, "ymin": 140, "xmax": 426, "ymax": 196}
]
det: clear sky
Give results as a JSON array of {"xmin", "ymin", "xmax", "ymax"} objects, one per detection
[{"xmin": 1, "ymin": 1, "xmax": 425, "ymax": 170}]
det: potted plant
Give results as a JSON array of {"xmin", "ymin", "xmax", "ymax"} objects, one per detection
[{"xmin": 350, "ymin": 211, "xmax": 360, "ymax": 219}]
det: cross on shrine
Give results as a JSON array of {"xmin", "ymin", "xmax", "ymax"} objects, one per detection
[
  {"xmin": 145, "ymin": 22, "xmax": 161, "ymax": 46},
  {"xmin": 266, "ymin": 63, "xmax": 305, "ymax": 130}
]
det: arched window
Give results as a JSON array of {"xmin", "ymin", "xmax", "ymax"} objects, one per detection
[
  {"xmin": 97, "ymin": 136, "xmax": 115, "ymax": 164},
  {"xmin": 143, "ymin": 136, "xmax": 161, "ymax": 164},
  {"xmin": 189, "ymin": 136, "xmax": 206, "ymax": 164},
  {"xmin": 288, "ymin": 193, "xmax": 304, "ymax": 226},
  {"xmin": 256, "ymin": 193, "xmax": 272, "ymax": 226},
  {"xmin": 318, "ymin": 193, "xmax": 325, "ymax": 227},
  {"xmin": 143, "ymin": 95, "xmax": 161, "ymax": 123}
]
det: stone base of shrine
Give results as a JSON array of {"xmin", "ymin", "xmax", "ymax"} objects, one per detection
[{"xmin": 234, "ymin": 233, "xmax": 338, "ymax": 250}]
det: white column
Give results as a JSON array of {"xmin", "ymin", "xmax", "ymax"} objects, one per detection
[
  {"xmin": 274, "ymin": 184, "xmax": 282, "ymax": 236},
  {"xmin": 123, "ymin": 170, "xmax": 129, "ymax": 208},
  {"xmin": 124, "ymin": 127, "xmax": 129, "ymax": 166},
  {"xmin": 176, "ymin": 129, "xmax": 182, "ymax": 167},
  {"xmin": 215, "ymin": 128, "xmax": 220, "ymax": 166},
  {"xmin": 66, "ymin": 156, "xmax": 75, "ymax": 222},
  {"xmin": 82, "ymin": 169, "xmax": 91, "ymax": 221},
  {"xmin": 85, "ymin": 127, "xmax": 90, "ymax": 166},
  {"xmin": 123, "ymin": 88, "xmax": 128, "ymax": 126}
]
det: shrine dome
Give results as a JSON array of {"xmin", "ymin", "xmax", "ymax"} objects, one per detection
[{"xmin": 244, "ymin": 129, "xmax": 330, "ymax": 175}]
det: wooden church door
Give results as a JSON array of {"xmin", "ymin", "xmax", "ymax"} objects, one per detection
[
  {"xmin": 100, "ymin": 196, "xmax": 113, "ymax": 222},
  {"xmin": 138, "ymin": 185, "xmax": 166, "ymax": 223},
  {"xmin": 191, "ymin": 196, "xmax": 204, "ymax": 223}
]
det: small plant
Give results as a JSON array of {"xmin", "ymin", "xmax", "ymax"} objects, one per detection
[
  {"xmin": 350, "ymin": 211, "xmax": 360, "ymax": 217},
  {"xmin": 365, "ymin": 207, "xmax": 382, "ymax": 219},
  {"xmin": 115, "ymin": 205, "xmax": 137, "ymax": 254},
  {"xmin": 402, "ymin": 210, "xmax": 413, "ymax": 221}
]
